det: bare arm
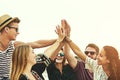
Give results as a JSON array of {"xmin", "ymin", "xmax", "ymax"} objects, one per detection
[
  {"xmin": 61, "ymin": 19, "xmax": 86, "ymax": 62},
  {"xmin": 61, "ymin": 19, "xmax": 77, "ymax": 68},
  {"xmin": 64, "ymin": 42, "xmax": 77, "ymax": 69},
  {"xmin": 14, "ymin": 39, "xmax": 56, "ymax": 48},
  {"xmin": 44, "ymin": 40, "xmax": 64, "ymax": 61},
  {"xmin": 44, "ymin": 25, "xmax": 65, "ymax": 61},
  {"xmin": 66, "ymin": 37, "xmax": 87, "ymax": 62},
  {"xmin": 26, "ymin": 39, "xmax": 56, "ymax": 48}
]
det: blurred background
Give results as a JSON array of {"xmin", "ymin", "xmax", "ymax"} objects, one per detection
[{"xmin": 0, "ymin": 0, "xmax": 120, "ymax": 56}]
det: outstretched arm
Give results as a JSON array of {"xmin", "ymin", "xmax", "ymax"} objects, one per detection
[
  {"xmin": 14, "ymin": 39, "xmax": 56, "ymax": 48},
  {"xmin": 44, "ymin": 25, "xmax": 65, "ymax": 61},
  {"xmin": 64, "ymin": 42, "xmax": 77, "ymax": 69},
  {"xmin": 62, "ymin": 19, "xmax": 77, "ymax": 69},
  {"xmin": 61, "ymin": 19, "xmax": 86, "ymax": 62},
  {"xmin": 66, "ymin": 37, "xmax": 86, "ymax": 61}
]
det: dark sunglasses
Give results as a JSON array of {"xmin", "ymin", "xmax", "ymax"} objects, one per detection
[
  {"xmin": 58, "ymin": 52, "xmax": 64, "ymax": 57},
  {"xmin": 84, "ymin": 51, "xmax": 96, "ymax": 55},
  {"xmin": 8, "ymin": 26, "xmax": 19, "ymax": 32}
]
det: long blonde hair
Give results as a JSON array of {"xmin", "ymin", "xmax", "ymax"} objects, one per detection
[{"xmin": 10, "ymin": 44, "xmax": 31, "ymax": 80}]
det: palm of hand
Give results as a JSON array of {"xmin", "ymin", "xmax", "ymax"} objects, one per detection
[
  {"xmin": 61, "ymin": 19, "xmax": 71, "ymax": 37},
  {"xmin": 55, "ymin": 25, "xmax": 65, "ymax": 42}
]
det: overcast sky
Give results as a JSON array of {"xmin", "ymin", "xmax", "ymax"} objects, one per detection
[{"xmin": 0, "ymin": 0, "xmax": 120, "ymax": 54}]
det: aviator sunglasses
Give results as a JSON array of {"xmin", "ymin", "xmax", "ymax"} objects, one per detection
[
  {"xmin": 7, "ymin": 26, "xmax": 19, "ymax": 32},
  {"xmin": 58, "ymin": 52, "xmax": 64, "ymax": 57},
  {"xmin": 84, "ymin": 51, "xmax": 96, "ymax": 55}
]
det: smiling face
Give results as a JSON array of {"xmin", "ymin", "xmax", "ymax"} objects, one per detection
[
  {"xmin": 55, "ymin": 50, "xmax": 64, "ymax": 64},
  {"xmin": 97, "ymin": 48, "xmax": 110, "ymax": 66}
]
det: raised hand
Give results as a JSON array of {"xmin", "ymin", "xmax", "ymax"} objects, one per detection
[
  {"xmin": 55, "ymin": 25, "xmax": 65, "ymax": 42},
  {"xmin": 61, "ymin": 19, "xmax": 71, "ymax": 37}
]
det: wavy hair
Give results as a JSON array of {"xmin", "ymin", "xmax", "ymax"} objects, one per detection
[{"xmin": 103, "ymin": 46, "xmax": 120, "ymax": 80}]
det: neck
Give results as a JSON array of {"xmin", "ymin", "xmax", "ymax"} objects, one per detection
[
  {"xmin": 23, "ymin": 64, "xmax": 36, "ymax": 80},
  {"xmin": 23, "ymin": 64, "xmax": 32, "ymax": 73},
  {"xmin": 55, "ymin": 63, "xmax": 63, "ymax": 74},
  {"xmin": 0, "ymin": 35, "xmax": 10, "ymax": 50},
  {"xmin": 102, "ymin": 64, "xmax": 110, "ymax": 77}
]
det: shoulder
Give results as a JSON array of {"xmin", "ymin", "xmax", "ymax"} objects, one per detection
[
  {"xmin": 63, "ymin": 64, "xmax": 74, "ymax": 70},
  {"xmin": 73, "ymin": 61, "xmax": 85, "ymax": 71},
  {"xmin": 14, "ymin": 41, "xmax": 25, "ymax": 47},
  {"xmin": 32, "ymin": 63, "xmax": 46, "ymax": 79}
]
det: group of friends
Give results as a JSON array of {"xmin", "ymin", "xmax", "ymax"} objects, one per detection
[{"xmin": 0, "ymin": 14, "xmax": 120, "ymax": 80}]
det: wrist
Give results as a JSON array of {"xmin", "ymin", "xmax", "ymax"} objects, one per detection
[
  {"xmin": 56, "ymin": 38, "xmax": 63, "ymax": 43},
  {"xmin": 65, "ymin": 36, "xmax": 72, "ymax": 42}
]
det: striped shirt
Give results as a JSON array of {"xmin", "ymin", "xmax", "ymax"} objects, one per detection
[{"xmin": 0, "ymin": 41, "xmax": 14, "ymax": 79}]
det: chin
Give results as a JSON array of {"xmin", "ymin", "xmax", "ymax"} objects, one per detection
[
  {"xmin": 11, "ymin": 38, "xmax": 16, "ymax": 41},
  {"xmin": 56, "ymin": 59, "xmax": 63, "ymax": 63},
  {"xmin": 98, "ymin": 63, "xmax": 101, "ymax": 65},
  {"xmin": 97, "ymin": 61, "xmax": 101, "ymax": 65},
  {"xmin": 32, "ymin": 61, "xmax": 36, "ymax": 65}
]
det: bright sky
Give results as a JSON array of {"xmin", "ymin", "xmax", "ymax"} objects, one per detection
[{"xmin": 0, "ymin": 0, "xmax": 120, "ymax": 55}]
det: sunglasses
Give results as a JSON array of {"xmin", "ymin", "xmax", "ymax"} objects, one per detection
[
  {"xmin": 84, "ymin": 51, "xmax": 96, "ymax": 55},
  {"xmin": 58, "ymin": 52, "xmax": 64, "ymax": 57},
  {"xmin": 8, "ymin": 26, "xmax": 19, "ymax": 32}
]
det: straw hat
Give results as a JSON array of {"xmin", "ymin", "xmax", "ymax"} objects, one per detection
[{"xmin": 0, "ymin": 14, "xmax": 18, "ymax": 31}]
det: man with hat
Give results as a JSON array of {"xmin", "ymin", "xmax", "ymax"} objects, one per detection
[{"xmin": 0, "ymin": 14, "xmax": 61, "ymax": 80}]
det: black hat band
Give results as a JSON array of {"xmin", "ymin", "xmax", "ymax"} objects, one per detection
[{"xmin": 0, "ymin": 17, "xmax": 12, "ymax": 27}]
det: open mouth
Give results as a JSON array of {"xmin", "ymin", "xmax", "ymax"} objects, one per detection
[{"xmin": 56, "ymin": 57, "xmax": 63, "ymax": 60}]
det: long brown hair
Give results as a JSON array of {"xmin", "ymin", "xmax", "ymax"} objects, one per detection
[
  {"xmin": 103, "ymin": 46, "xmax": 120, "ymax": 80},
  {"xmin": 10, "ymin": 44, "xmax": 31, "ymax": 80}
]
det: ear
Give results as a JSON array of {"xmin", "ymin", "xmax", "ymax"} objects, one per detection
[{"xmin": 4, "ymin": 27, "xmax": 9, "ymax": 33}]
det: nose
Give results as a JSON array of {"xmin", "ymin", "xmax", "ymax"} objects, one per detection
[
  {"xmin": 96, "ymin": 55, "xmax": 99, "ymax": 59},
  {"xmin": 87, "ymin": 52, "xmax": 91, "ymax": 56}
]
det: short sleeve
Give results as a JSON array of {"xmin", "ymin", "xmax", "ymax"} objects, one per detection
[{"xmin": 85, "ymin": 56, "xmax": 98, "ymax": 71}]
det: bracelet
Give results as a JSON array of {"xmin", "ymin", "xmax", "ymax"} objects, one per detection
[{"xmin": 36, "ymin": 54, "xmax": 51, "ymax": 67}]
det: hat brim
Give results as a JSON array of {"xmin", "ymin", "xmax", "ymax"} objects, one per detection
[{"xmin": 0, "ymin": 17, "xmax": 17, "ymax": 31}]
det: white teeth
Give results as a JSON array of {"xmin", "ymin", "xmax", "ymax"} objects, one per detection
[{"xmin": 57, "ymin": 58, "xmax": 61, "ymax": 60}]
